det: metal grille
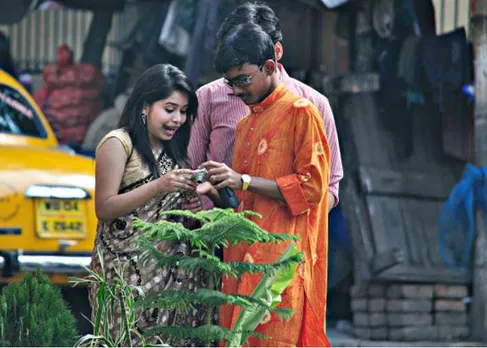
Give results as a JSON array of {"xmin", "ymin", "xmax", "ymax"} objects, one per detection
[{"xmin": 0, "ymin": 8, "xmax": 125, "ymax": 74}]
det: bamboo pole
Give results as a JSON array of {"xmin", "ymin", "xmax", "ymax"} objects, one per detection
[{"xmin": 470, "ymin": 0, "xmax": 487, "ymax": 341}]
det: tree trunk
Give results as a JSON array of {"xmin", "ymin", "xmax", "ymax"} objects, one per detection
[
  {"xmin": 470, "ymin": 0, "xmax": 487, "ymax": 341},
  {"xmin": 80, "ymin": 10, "xmax": 114, "ymax": 70}
]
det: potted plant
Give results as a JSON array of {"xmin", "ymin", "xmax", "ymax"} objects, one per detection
[
  {"xmin": 134, "ymin": 208, "xmax": 303, "ymax": 346},
  {"xmin": 75, "ymin": 208, "xmax": 303, "ymax": 347}
]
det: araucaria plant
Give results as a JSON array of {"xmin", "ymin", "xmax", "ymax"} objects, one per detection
[{"xmin": 133, "ymin": 208, "xmax": 303, "ymax": 346}]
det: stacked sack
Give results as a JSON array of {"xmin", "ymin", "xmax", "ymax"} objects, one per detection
[{"xmin": 39, "ymin": 44, "xmax": 104, "ymax": 144}]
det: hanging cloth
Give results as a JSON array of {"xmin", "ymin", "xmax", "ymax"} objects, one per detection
[
  {"xmin": 438, "ymin": 164, "xmax": 487, "ymax": 278},
  {"xmin": 373, "ymin": 0, "xmax": 395, "ymax": 39},
  {"xmin": 421, "ymin": 28, "xmax": 470, "ymax": 110}
]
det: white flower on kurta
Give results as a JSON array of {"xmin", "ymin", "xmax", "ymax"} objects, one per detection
[
  {"xmin": 314, "ymin": 141, "xmax": 324, "ymax": 155},
  {"xmin": 257, "ymin": 139, "xmax": 268, "ymax": 155},
  {"xmin": 244, "ymin": 252, "xmax": 255, "ymax": 264},
  {"xmin": 300, "ymin": 172, "xmax": 312, "ymax": 183}
]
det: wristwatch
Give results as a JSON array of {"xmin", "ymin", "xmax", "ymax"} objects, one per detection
[{"xmin": 241, "ymin": 174, "xmax": 251, "ymax": 191}]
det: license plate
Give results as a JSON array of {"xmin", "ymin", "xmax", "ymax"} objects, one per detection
[{"xmin": 35, "ymin": 199, "xmax": 88, "ymax": 239}]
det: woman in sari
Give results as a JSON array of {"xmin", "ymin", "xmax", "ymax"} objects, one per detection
[{"xmin": 90, "ymin": 64, "xmax": 206, "ymax": 346}]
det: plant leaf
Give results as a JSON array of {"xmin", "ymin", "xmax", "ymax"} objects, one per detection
[
  {"xmin": 143, "ymin": 324, "xmax": 264, "ymax": 343},
  {"xmin": 229, "ymin": 243, "xmax": 301, "ymax": 346}
]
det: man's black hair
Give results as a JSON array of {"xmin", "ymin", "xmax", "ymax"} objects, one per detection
[
  {"xmin": 216, "ymin": 2, "xmax": 283, "ymax": 44},
  {"xmin": 214, "ymin": 23, "xmax": 276, "ymax": 74}
]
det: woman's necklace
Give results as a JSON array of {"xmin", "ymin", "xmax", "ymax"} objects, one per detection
[{"xmin": 152, "ymin": 143, "xmax": 164, "ymax": 159}]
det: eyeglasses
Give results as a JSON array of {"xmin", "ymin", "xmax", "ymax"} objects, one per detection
[{"xmin": 224, "ymin": 64, "xmax": 264, "ymax": 88}]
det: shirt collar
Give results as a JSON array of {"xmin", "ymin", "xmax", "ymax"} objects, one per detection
[
  {"xmin": 250, "ymin": 83, "xmax": 287, "ymax": 113},
  {"xmin": 278, "ymin": 63, "xmax": 291, "ymax": 82}
]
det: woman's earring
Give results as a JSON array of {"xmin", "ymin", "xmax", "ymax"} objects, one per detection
[{"xmin": 141, "ymin": 112, "xmax": 147, "ymax": 126}]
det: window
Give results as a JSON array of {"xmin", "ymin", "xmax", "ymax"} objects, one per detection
[{"xmin": 0, "ymin": 84, "xmax": 46, "ymax": 138}]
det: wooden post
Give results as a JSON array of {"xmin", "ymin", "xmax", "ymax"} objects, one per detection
[
  {"xmin": 470, "ymin": 0, "xmax": 487, "ymax": 341},
  {"xmin": 353, "ymin": 0, "xmax": 375, "ymax": 73},
  {"xmin": 339, "ymin": 0, "xmax": 378, "ymax": 284}
]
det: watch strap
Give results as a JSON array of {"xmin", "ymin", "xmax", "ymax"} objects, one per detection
[{"xmin": 241, "ymin": 174, "xmax": 251, "ymax": 191}]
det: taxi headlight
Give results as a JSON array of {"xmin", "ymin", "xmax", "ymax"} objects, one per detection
[{"xmin": 24, "ymin": 185, "xmax": 90, "ymax": 199}]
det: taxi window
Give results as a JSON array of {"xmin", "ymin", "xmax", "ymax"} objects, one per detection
[{"xmin": 0, "ymin": 83, "xmax": 46, "ymax": 138}]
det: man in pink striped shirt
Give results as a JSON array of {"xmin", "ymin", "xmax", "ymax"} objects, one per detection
[{"xmin": 189, "ymin": 3, "xmax": 343, "ymax": 211}]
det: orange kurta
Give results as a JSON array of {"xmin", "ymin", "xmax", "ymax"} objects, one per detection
[{"xmin": 221, "ymin": 84, "xmax": 331, "ymax": 347}]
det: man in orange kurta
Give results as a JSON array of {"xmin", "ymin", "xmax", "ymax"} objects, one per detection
[{"xmin": 199, "ymin": 23, "xmax": 331, "ymax": 347}]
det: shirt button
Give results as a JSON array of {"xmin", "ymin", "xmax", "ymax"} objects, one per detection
[
  {"xmin": 250, "ymin": 128, "xmax": 254, "ymax": 131},
  {"xmin": 246, "ymin": 142, "xmax": 250, "ymax": 146}
]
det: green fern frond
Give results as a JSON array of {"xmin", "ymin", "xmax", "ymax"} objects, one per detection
[
  {"xmin": 228, "ymin": 252, "xmax": 304, "ymax": 277},
  {"xmin": 143, "ymin": 324, "xmax": 264, "ymax": 343},
  {"xmin": 237, "ymin": 210, "xmax": 262, "ymax": 218},
  {"xmin": 160, "ymin": 208, "xmax": 253, "ymax": 224},
  {"xmin": 194, "ymin": 249, "xmax": 221, "ymax": 263},
  {"xmin": 135, "ymin": 238, "xmax": 236, "ymax": 277},
  {"xmin": 201, "ymin": 208, "xmax": 263, "ymax": 220},
  {"xmin": 198, "ymin": 208, "xmax": 256, "ymax": 222},
  {"xmin": 135, "ymin": 290, "xmax": 192, "ymax": 313},
  {"xmin": 135, "ymin": 242, "xmax": 303, "ymax": 279},
  {"xmin": 135, "ymin": 288, "xmax": 292, "ymax": 320},
  {"xmin": 134, "ymin": 218, "xmax": 191, "ymax": 240},
  {"xmin": 136, "ymin": 289, "xmax": 249, "ymax": 311},
  {"xmin": 159, "ymin": 210, "xmax": 209, "ymax": 223},
  {"xmin": 195, "ymin": 214, "xmax": 299, "ymax": 247},
  {"xmin": 134, "ymin": 219, "xmax": 208, "ymax": 249},
  {"xmin": 136, "ymin": 237, "xmax": 174, "ymax": 267},
  {"xmin": 139, "ymin": 251, "xmax": 238, "ymax": 278},
  {"xmin": 158, "ymin": 208, "xmax": 243, "ymax": 223},
  {"xmin": 137, "ymin": 210, "xmax": 300, "ymax": 250}
]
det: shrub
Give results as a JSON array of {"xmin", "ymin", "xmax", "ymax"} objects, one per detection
[{"xmin": 0, "ymin": 269, "xmax": 79, "ymax": 347}]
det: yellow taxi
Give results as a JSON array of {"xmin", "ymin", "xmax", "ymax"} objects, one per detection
[{"xmin": 0, "ymin": 69, "xmax": 96, "ymax": 284}]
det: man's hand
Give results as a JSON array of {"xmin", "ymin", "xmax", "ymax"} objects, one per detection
[{"xmin": 200, "ymin": 161, "xmax": 243, "ymax": 190}]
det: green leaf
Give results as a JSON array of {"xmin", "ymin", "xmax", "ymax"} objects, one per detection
[
  {"xmin": 229, "ymin": 243, "xmax": 301, "ymax": 347},
  {"xmin": 74, "ymin": 334, "xmax": 114, "ymax": 347},
  {"xmin": 228, "ymin": 253, "xmax": 304, "ymax": 277},
  {"xmin": 135, "ymin": 288, "xmax": 292, "ymax": 320},
  {"xmin": 135, "ymin": 247, "xmax": 303, "ymax": 280},
  {"xmin": 143, "ymin": 324, "xmax": 264, "ymax": 343},
  {"xmin": 68, "ymin": 277, "xmax": 90, "ymax": 284},
  {"xmin": 135, "ymin": 208, "xmax": 299, "ymax": 250}
]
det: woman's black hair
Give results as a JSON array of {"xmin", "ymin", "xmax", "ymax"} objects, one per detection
[{"xmin": 118, "ymin": 64, "xmax": 197, "ymax": 176}]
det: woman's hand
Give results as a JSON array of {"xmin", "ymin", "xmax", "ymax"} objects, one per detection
[
  {"xmin": 182, "ymin": 196, "xmax": 203, "ymax": 213},
  {"xmin": 157, "ymin": 168, "xmax": 196, "ymax": 193},
  {"xmin": 199, "ymin": 161, "xmax": 242, "ymax": 190}
]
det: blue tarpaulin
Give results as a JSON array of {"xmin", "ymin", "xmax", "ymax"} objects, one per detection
[{"xmin": 438, "ymin": 163, "xmax": 487, "ymax": 277}]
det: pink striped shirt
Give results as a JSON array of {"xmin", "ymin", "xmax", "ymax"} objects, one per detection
[{"xmin": 189, "ymin": 64, "xmax": 343, "ymax": 206}]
